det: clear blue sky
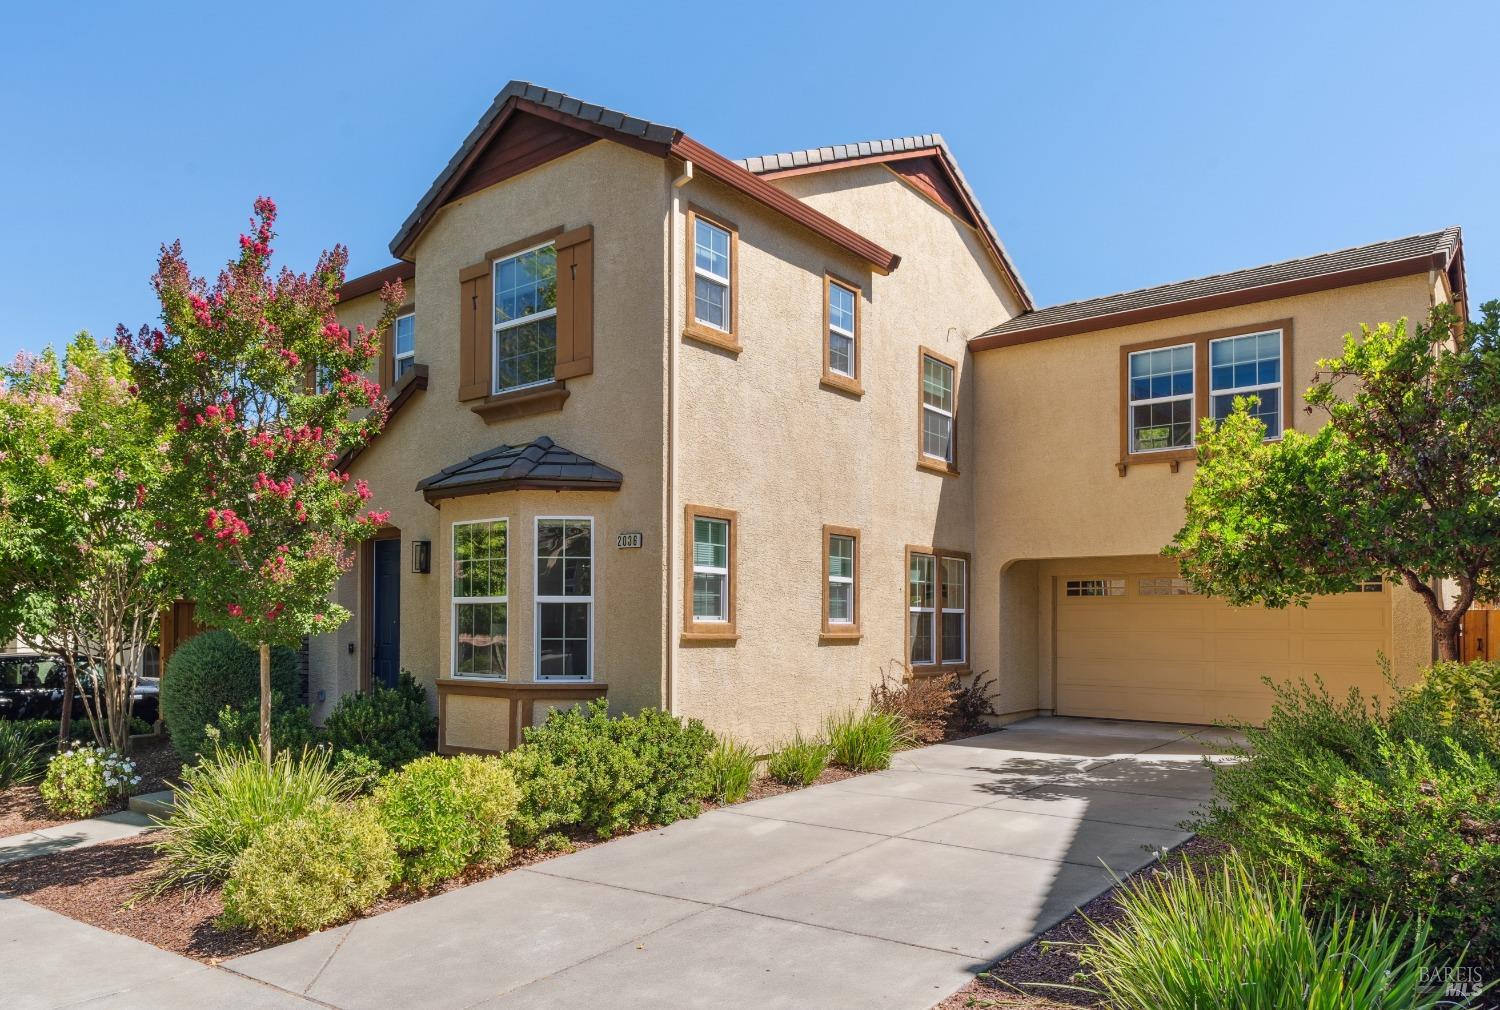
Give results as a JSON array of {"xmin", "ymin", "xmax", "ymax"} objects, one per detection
[{"xmin": 2, "ymin": 0, "xmax": 1494, "ymax": 361}]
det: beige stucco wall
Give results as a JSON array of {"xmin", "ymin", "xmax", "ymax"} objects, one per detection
[
  {"xmin": 668, "ymin": 165, "xmax": 1021, "ymax": 745},
  {"xmin": 972, "ymin": 273, "xmax": 1442, "ymax": 717},
  {"xmin": 307, "ymin": 140, "xmax": 672, "ymax": 723}
]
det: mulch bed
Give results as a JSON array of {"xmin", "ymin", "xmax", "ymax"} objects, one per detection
[
  {"xmin": 934, "ymin": 836, "xmax": 1229, "ymax": 1009},
  {"xmin": 0, "ymin": 735, "xmax": 182, "ymax": 838}
]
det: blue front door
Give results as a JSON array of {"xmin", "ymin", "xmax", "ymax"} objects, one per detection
[{"xmin": 372, "ymin": 538, "xmax": 401, "ymax": 690}]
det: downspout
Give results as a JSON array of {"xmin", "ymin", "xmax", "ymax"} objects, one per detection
[{"xmin": 665, "ymin": 158, "xmax": 693, "ymax": 713}]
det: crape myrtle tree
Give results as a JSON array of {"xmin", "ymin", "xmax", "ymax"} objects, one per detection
[
  {"xmin": 127, "ymin": 198, "xmax": 403, "ymax": 762},
  {"xmin": 0, "ymin": 335, "xmax": 171, "ymax": 751},
  {"xmin": 1167, "ymin": 299, "xmax": 1500, "ymax": 661}
]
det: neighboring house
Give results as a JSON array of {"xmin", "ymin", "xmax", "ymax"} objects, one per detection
[{"xmin": 309, "ymin": 81, "xmax": 1467, "ymax": 750}]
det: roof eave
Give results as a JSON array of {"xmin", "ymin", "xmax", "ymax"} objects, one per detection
[
  {"xmin": 670, "ymin": 136, "xmax": 900, "ymax": 275},
  {"xmin": 970, "ymin": 251, "xmax": 1447, "ymax": 352}
]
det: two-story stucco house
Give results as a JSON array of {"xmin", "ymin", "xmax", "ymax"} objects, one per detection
[{"xmin": 308, "ymin": 81, "xmax": 1469, "ymax": 752}]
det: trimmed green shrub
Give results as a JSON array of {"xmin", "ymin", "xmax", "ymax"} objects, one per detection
[
  {"xmin": 767, "ymin": 732, "xmax": 830, "ymax": 786},
  {"xmin": 159, "ymin": 630, "xmax": 299, "ymax": 760},
  {"xmin": 152, "ymin": 747, "xmax": 356, "ymax": 892},
  {"xmin": 203, "ymin": 693, "xmax": 319, "ymax": 756},
  {"xmin": 220, "ymin": 801, "xmax": 394, "ymax": 938},
  {"xmin": 0, "ymin": 721, "xmax": 50, "ymax": 787},
  {"xmin": 825, "ymin": 709, "xmax": 907, "ymax": 772},
  {"xmin": 323, "ymin": 673, "xmax": 435, "ymax": 770},
  {"xmin": 502, "ymin": 701, "xmax": 715, "ymax": 844},
  {"xmin": 1073, "ymin": 854, "xmax": 1464, "ymax": 1010},
  {"xmin": 331, "ymin": 748, "xmax": 385, "ymax": 794},
  {"xmin": 373, "ymin": 754, "xmax": 519, "ymax": 888},
  {"xmin": 38, "ymin": 745, "xmax": 139, "ymax": 817},
  {"xmin": 1200, "ymin": 671, "xmax": 1500, "ymax": 968},
  {"xmin": 704, "ymin": 737, "xmax": 758, "ymax": 804}
]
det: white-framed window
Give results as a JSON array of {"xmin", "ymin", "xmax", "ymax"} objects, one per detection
[
  {"xmin": 493, "ymin": 242, "xmax": 558, "ymax": 394},
  {"xmin": 921, "ymin": 354, "xmax": 955, "ymax": 462},
  {"xmin": 908, "ymin": 553, "xmax": 936, "ymax": 665},
  {"xmin": 692, "ymin": 515, "xmax": 730, "ymax": 621},
  {"xmin": 1066, "ymin": 578, "xmax": 1125, "ymax": 597},
  {"xmin": 1128, "ymin": 343, "xmax": 1195, "ymax": 453},
  {"xmin": 693, "ymin": 218, "xmax": 732, "ymax": 332},
  {"xmin": 393, "ymin": 312, "xmax": 415, "ymax": 380},
  {"xmin": 940, "ymin": 557, "xmax": 967, "ymax": 665},
  {"xmin": 828, "ymin": 281, "xmax": 856, "ymax": 379},
  {"xmin": 827, "ymin": 533, "xmax": 855, "ymax": 625},
  {"xmin": 452, "ymin": 518, "xmax": 508, "ymax": 678},
  {"xmin": 535, "ymin": 517, "xmax": 593, "ymax": 681},
  {"xmin": 1209, "ymin": 329, "xmax": 1283, "ymax": 437}
]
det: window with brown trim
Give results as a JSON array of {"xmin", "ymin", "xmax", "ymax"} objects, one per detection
[
  {"xmin": 683, "ymin": 505, "xmax": 738, "ymax": 641},
  {"xmin": 917, "ymin": 347, "xmax": 959, "ymax": 475},
  {"xmin": 821, "ymin": 525, "xmax": 860, "ymax": 639},
  {"xmin": 683, "ymin": 206, "xmax": 740, "ymax": 353},
  {"xmin": 1118, "ymin": 319, "xmax": 1293, "ymax": 471},
  {"xmin": 821, "ymin": 275, "xmax": 862, "ymax": 395},
  {"xmin": 456, "ymin": 223, "xmax": 593, "ymax": 422},
  {"xmin": 906, "ymin": 545, "xmax": 968, "ymax": 670}
]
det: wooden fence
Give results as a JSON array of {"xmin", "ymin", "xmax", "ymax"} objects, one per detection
[{"xmin": 1460, "ymin": 608, "xmax": 1500, "ymax": 662}]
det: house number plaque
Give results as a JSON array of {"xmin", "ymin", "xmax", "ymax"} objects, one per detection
[{"xmin": 616, "ymin": 532, "xmax": 644, "ymax": 549}]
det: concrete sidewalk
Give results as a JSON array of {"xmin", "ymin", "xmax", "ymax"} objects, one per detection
[
  {"xmin": 228, "ymin": 717, "xmax": 1226, "ymax": 1010},
  {"xmin": 0, "ymin": 810, "xmax": 156, "ymax": 866}
]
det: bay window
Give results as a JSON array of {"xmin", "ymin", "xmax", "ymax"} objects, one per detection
[
  {"xmin": 536, "ymin": 518, "xmax": 593, "ymax": 680},
  {"xmin": 452, "ymin": 519, "xmax": 508, "ymax": 678}
]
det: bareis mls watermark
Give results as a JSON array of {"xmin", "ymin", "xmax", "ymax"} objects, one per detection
[{"xmin": 1419, "ymin": 965, "xmax": 1493, "ymax": 1005}]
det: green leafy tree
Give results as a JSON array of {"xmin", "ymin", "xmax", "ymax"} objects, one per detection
[
  {"xmin": 1167, "ymin": 300, "xmax": 1500, "ymax": 660},
  {"xmin": 0, "ymin": 335, "xmax": 171, "ymax": 750},
  {"xmin": 127, "ymin": 198, "xmax": 402, "ymax": 762}
]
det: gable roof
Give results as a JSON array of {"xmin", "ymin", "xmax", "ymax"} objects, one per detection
[
  {"xmin": 971, "ymin": 226, "xmax": 1465, "ymax": 351},
  {"xmin": 735, "ymin": 134, "xmax": 1033, "ymax": 311},
  {"xmin": 389, "ymin": 82, "xmax": 899, "ymax": 274},
  {"xmin": 338, "ymin": 260, "xmax": 415, "ymax": 303},
  {"xmin": 416, "ymin": 436, "xmax": 623, "ymax": 504}
]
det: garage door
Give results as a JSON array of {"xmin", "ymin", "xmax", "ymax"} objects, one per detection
[{"xmin": 1053, "ymin": 564, "xmax": 1390, "ymax": 725}]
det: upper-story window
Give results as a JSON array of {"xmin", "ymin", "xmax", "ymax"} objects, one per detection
[
  {"xmin": 1209, "ymin": 331, "xmax": 1283, "ymax": 437},
  {"xmin": 1127, "ymin": 344, "xmax": 1194, "ymax": 453},
  {"xmin": 493, "ymin": 242, "xmax": 558, "ymax": 394},
  {"xmin": 694, "ymin": 219, "xmax": 732, "ymax": 332},
  {"xmin": 1118, "ymin": 322, "xmax": 1289, "ymax": 469},
  {"xmin": 828, "ymin": 280, "xmax": 857, "ymax": 376},
  {"xmin": 393, "ymin": 312, "xmax": 416, "ymax": 380},
  {"xmin": 920, "ymin": 350, "xmax": 957, "ymax": 469}
]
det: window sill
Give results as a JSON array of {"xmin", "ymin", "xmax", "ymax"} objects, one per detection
[
  {"xmin": 819, "ymin": 629, "xmax": 862, "ymax": 643},
  {"xmin": 470, "ymin": 382, "xmax": 569, "ymax": 423},
  {"xmin": 916, "ymin": 457, "xmax": 960, "ymax": 478},
  {"xmin": 683, "ymin": 325, "xmax": 742, "ymax": 355},
  {"xmin": 681, "ymin": 628, "xmax": 740, "ymax": 644},
  {"xmin": 909, "ymin": 664, "xmax": 970, "ymax": 678},
  {"xmin": 820, "ymin": 373, "xmax": 864, "ymax": 397},
  {"xmin": 1116, "ymin": 448, "xmax": 1195, "ymax": 476}
]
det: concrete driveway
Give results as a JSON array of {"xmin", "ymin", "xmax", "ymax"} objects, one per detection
[{"xmin": 220, "ymin": 717, "xmax": 1229, "ymax": 1010}]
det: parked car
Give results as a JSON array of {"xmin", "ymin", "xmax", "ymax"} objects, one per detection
[{"xmin": 0, "ymin": 648, "xmax": 159, "ymax": 724}]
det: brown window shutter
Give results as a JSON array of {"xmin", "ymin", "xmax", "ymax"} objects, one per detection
[
  {"xmin": 457, "ymin": 260, "xmax": 492, "ymax": 400},
  {"xmin": 377, "ymin": 321, "xmax": 394, "ymax": 393},
  {"xmin": 554, "ymin": 224, "xmax": 593, "ymax": 380}
]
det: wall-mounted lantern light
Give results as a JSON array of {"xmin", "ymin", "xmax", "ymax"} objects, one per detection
[{"xmin": 411, "ymin": 540, "xmax": 432, "ymax": 574}]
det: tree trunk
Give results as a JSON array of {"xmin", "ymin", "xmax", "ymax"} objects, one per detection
[
  {"xmin": 258, "ymin": 641, "xmax": 272, "ymax": 765},
  {"xmin": 57, "ymin": 666, "xmax": 74, "ymax": 752}
]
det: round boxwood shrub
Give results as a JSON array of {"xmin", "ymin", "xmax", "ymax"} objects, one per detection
[
  {"xmin": 220, "ymin": 801, "xmax": 395, "ymax": 938},
  {"xmin": 373, "ymin": 754, "xmax": 519, "ymax": 888},
  {"xmin": 160, "ymin": 630, "xmax": 299, "ymax": 760}
]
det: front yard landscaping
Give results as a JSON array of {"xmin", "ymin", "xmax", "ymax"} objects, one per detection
[{"xmin": 0, "ymin": 657, "xmax": 984, "ymax": 963}]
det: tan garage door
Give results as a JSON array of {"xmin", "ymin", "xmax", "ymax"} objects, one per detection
[{"xmin": 1053, "ymin": 565, "xmax": 1391, "ymax": 725}]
